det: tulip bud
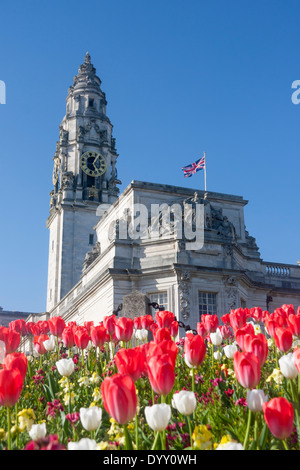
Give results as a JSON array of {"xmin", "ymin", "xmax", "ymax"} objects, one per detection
[
  {"xmin": 29, "ymin": 423, "xmax": 47, "ymax": 441},
  {"xmin": 144, "ymin": 403, "xmax": 171, "ymax": 432},
  {"xmin": 56, "ymin": 358, "xmax": 75, "ymax": 377},
  {"xmin": 171, "ymin": 390, "xmax": 197, "ymax": 416},
  {"xmin": 246, "ymin": 389, "xmax": 268, "ymax": 412},
  {"xmin": 79, "ymin": 406, "xmax": 102, "ymax": 432}
]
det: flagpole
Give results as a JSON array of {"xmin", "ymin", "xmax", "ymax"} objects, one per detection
[{"xmin": 204, "ymin": 152, "xmax": 207, "ymax": 193}]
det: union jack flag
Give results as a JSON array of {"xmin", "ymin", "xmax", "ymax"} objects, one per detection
[{"xmin": 182, "ymin": 155, "xmax": 205, "ymax": 178}]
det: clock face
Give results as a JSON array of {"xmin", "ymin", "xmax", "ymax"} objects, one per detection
[{"xmin": 80, "ymin": 151, "xmax": 107, "ymax": 177}]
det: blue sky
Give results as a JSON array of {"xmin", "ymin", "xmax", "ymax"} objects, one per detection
[{"xmin": 0, "ymin": 0, "xmax": 299, "ymax": 313}]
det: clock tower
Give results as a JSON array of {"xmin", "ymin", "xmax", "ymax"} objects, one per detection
[{"xmin": 46, "ymin": 53, "xmax": 121, "ymax": 311}]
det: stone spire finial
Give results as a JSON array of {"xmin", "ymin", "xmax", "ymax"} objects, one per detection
[{"xmin": 84, "ymin": 52, "xmax": 91, "ymax": 64}]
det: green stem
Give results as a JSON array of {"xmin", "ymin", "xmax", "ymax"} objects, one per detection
[
  {"xmin": 192, "ymin": 367, "xmax": 195, "ymax": 394},
  {"xmin": 160, "ymin": 431, "xmax": 166, "ymax": 450},
  {"xmin": 135, "ymin": 413, "xmax": 139, "ymax": 450},
  {"xmin": 123, "ymin": 424, "xmax": 133, "ymax": 450},
  {"xmin": 187, "ymin": 415, "xmax": 193, "ymax": 447},
  {"xmin": 243, "ymin": 408, "xmax": 252, "ymax": 449},
  {"xmin": 282, "ymin": 439, "xmax": 289, "ymax": 450},
  {"xmin": 151, "ymin": 431, "xmax": 160, "ymax": 450},
  {"xmin": 7, "ymin": 407, "xmax": 11, "ymax": 450}
]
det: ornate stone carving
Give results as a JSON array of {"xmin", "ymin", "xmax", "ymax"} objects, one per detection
[
  {"xmin": 82, "ymin": 242, "xmax": 101, "ymax": 272},
  {"xmin": 61, "ymin": 171, "xmax": 74, "ymax": 189},
  {"xmin": 178, "ymin": 270, "xmax": 191, "ymax": 321},
  {"xmin": 59, "ymin": 126, "xmax": 69, "ymax": 145},
  {"xmin": 224, "ymin": 276, "xmax": 239, "ymax": 311}
]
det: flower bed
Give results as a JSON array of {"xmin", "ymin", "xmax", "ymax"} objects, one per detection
[{"xmin": 0, "ymin": 304, "xmax": 300, "ymax": 450}]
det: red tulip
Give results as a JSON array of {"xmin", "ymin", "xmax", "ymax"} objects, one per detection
[
  {"xmin": 84, "ymin": 321, "xmax": 94, "ymax": 335},
  {"xmin": 219, "ymin": 324, "xmax": 233, "ymax": 340},
  {"xmin": 170, "ymin": 320, "xmax": 179, "ymax": 338},
  {"xmin": 62, "ymin": 326, "xmax": 75, "ymax": 349},
  {"xmin": 281, "ymin": 304, "xmax": 295, "ymax": 316},
  {"xmin": 264, "ymin": 315, "xmax": 277, "ymax": 338},
  {"xmin": 35, "ymin": 321, "xmax": 50, "ymax": 335},
  {"xmin": 33, "ymin": 334, "xmax": 49, "ymax": 355},
  {"xmin": 134, "ymin": 317, "xmax": 142, "ymax": 330},
  {"xmin": 155, "ymin": 311, "xmax": 175, "ymax": 330},
  {"xmin": 147, "ymin": 353, "xmax": 175, "ymax": 396},
  {"xmin": 0, "ymin": 367, "xmax": 24, "ymax": 407},
  {"xmin": 140, "ymin": 315, "xmax": 154, "ymax": 330},
  {"xmin": 294, "ymin": 347, "xmax": 300, "ymax": 372},
  {"xmin": 263, "ymin": 397, "xmax": 294, "ymax": 440},
  {"xmin": 115, "ymin": 317, "xmax": 134, "ymax": 343},
  {"xmin": 5, "ymin": 330, "xmax": 21, "ymax": 354},
  {"xmin": 221, "ymin": 313, "xmax": 231, "ymax": 325},
  {"xmin": 115, "ymin": 347, "xmax": 145, "ymax": 382},
  {"xmin": 273, "ymin": 327, "xmax": 293, "ymax": 353},
  {"xmin": 101, "ymin": 374, "xmax": 137, "ymax": 425},
  {"xmin": 3, "ymin": 353, "xmax": 28, "ymax": 380},
  {"xmin": 229, "ymin": 308, "xmax": 247, "ymax": 331},
  {"xmin": 201, "ymin": 314, "xmax": 219, "ymax": 333},
  {"xmin": 103, "ymin": 315, "xmax": 116, "ymax": 335},
  {"xmin": 287, "ymin": 314, "xmax": 300, "ymax": 337},
  {"xmin": 243, "ymin": 333, "xmax": 268, "ymax": 367},
  {"xmin": 154, "ymin": 327, "xmax": 171, "ymax": 343},
  {"xmin": 26, "ymin": 322, "xmax": 39, "ymax": 336},
  {"xmin": 90, "ymin": 324, "xmax": 106, "ymax": 348},
  {"xmin": 9, "ymin": 319, "xmax": 27, "ymax": 336},
  {"xmin": 250, "ymin": 307, "xmax": 263, "ymax": 323},
  {"xmin": 196, "ymin": 322, "xmax": 207, "ymax": 338},
  {"xmin": 0, "ymin": 326, "xmax": 9, "ymax": 344},
  {"xmin": 74, "ymin": 327, "xmax": 90, "ymax": 350},
  {"xmin": 184, "ymin": 333, "xmax": 206, "ymax": 368},
  {"xmin": 233, "ymin": 351, "xmax": 261, "ymax": 389},
  {"xmin": 142, "ymin": 339, "xmax": 178, "ymax": 368},
  {"xmin": 235, "ymin": 323, "xmax": 255, "ymax": 350},
  {"xmin": 48, "ymin": 316, "xmax": 66, "ymax": 338}
]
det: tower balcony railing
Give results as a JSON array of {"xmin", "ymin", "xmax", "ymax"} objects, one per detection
[{"xmin": 263, "ymin": 261, "xmax": 300, "ymax": 278}]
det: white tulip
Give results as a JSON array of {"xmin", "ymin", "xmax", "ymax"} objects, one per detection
[
  {"xmin": 216, "ymin": 441, "xmax": 244, "ymax": 450},
  {"xmin": 56, "ymin": 358, "xmax": 75, "ymax": 377},
  {"xmin": 246, "ymin": 389, "xmax": 268, "ymax": 412},
  {"xmin": 135, "ymin": 328, "xmax": 148, "ymax": 342},
  {"xmin": 210, "ymin": 328, "xmax": 223, "ymax": 346},
  {"xmin": 214, "ymin": 351, "xmax": 222, "ymax": 360},
  {"xmin": 172, "ymin": 390, "xmax": 197, "ymax": 416},
  {"xmin": 43, "ymin": 336, "xmax": 56, "ymax": 352},
  {"xmin": 80, "ymin": 406, "xmax": 102, "ymax": 432},
  {"xmin": 28, "ymin": 423, "xmax": 47, "ymax": 441},
  {"xmin": 67, "ymin": 438, "xmax": 97, "ymax": 450},
  {"xmin": 144, "ymin": 403, "xmax": 171, "ymax": 432},
  {"xmin": 279, "ymin": 352, "xmax": 299, "ymax": 380},
  {"xmin": 223, "ymin": 343, "xmax": 238, "ymax": 359}
]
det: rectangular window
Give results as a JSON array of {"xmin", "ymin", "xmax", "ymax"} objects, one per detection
[
  {"xmin": 88, "ymin": 98, "xmax": 94, "ymax": 107},
  {"xmin": 198, "ymin": 291, "xmax": 217, "ymax": 319},
  {"xmin": 149, "ymin": 292, "xmax": 168, "ymax": 312},
  {"xmin": 89, "ymin": 234, "xmax": 94, "ymax": 245}
]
